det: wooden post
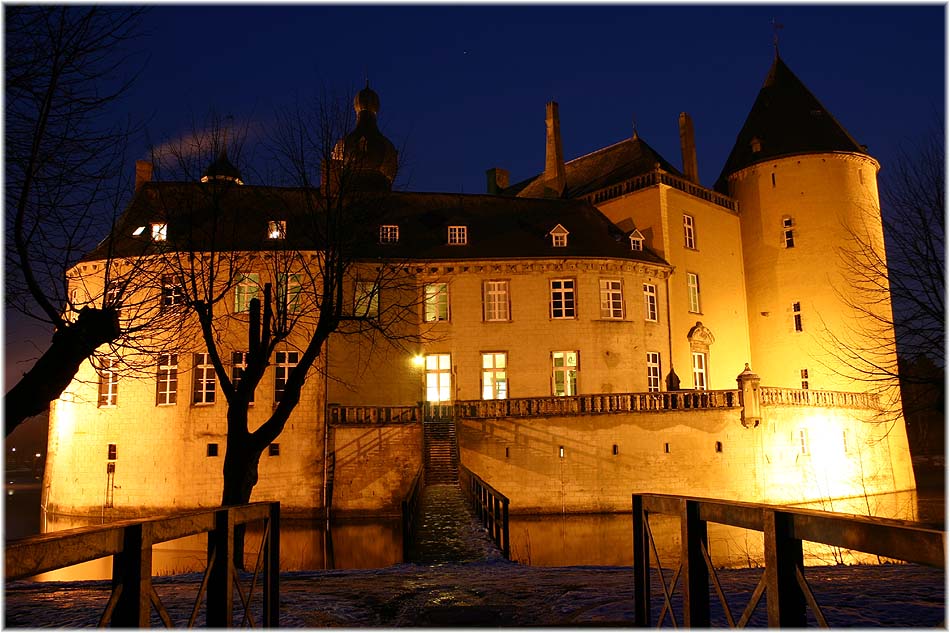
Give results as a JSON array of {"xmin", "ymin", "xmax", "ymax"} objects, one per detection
[
  {"xmin": 111, "ymin": 523, "xmax": 151, "ymax": 627},
  {"xmin": 681, "ymin": 499, "xmax": 710, "ymax": 626},
  {"xmin": 207, "ymin": 507, "xmax": 234, "ymax": 627},
  {"xmin": 764, "ymin": 510, "xmax": 806, "ymax": 627},
  {"xmin": 632, "ymin": 495, "xmax": 650, "ymax": 627},
  {"xmin": 263, "ymin": 502, "xmax": 280, "ymax": 628}
]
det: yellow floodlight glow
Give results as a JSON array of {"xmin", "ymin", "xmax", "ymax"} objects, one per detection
[{"xmin": 411, "ymin": 355, "xmax": 425, "ymax": 368}]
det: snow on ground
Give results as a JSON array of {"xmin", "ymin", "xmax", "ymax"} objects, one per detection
[{"xmin": 4, "ymin": 560, "xmax": 945, "ymax": 627}]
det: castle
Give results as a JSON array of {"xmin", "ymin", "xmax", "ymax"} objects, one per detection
[{"xmin": 43, "ymin": 53, "xmax": 916, "ymax": 524}]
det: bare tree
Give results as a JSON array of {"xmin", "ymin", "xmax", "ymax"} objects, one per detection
[
  {"xmin": 826, "ymin": 128, "xmax": 945, "ymax": 442},
  {"xmin": 149, "ymin": 96, "xmax": 420, "ymax": 531},
  {"xmin": 4, "ymin": 6, "xmax": 147, "ymax": 433}
]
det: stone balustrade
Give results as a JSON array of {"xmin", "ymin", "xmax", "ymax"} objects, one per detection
[
  {"xmin": 454, "ymin": 390, "xmax": 739, "ymax": 419},
  {"xmin": 584, "ymin": 168, "xmax": 738, "ymax": 212},
  {"xmin": 758, "ymin": 387, "xmax": 880, "ymax": 410},
  {"xmin": 328, "ymin": 404, "xmax": 420, "ymax": 425}
]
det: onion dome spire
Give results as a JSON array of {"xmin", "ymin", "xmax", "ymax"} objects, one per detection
[{"xmin": 201, "ymin": 148, "xmax": 244, "ymax": 185}]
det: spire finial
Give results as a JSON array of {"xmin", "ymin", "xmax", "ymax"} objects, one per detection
[
  {"xmin": 632, "ymin": 113, "xmax": 638, "ymax": 140},
  {"xmin": 771, "ymin": 18, "xmax": 784, "ymax": 57}
]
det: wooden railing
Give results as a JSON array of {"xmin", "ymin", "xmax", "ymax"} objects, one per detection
[
  {"xmin": 459, "ymin": 464, "xmax": 510, "ymax": 559},
  {"xmin": 455, "ymin": 390, "xmax": 739, "ymax": 419},
  {"xmin": 584, "ymin": 168, "xmax": 738, "ymax": 211},
  {"xmin": 328, "ymin": 404, "xmax": 420, "ymax": 425},
  {"xmin": 632, "ymin": 494, "xmax": 944, "ymax": 627},
  {"xmin": 400, "ymin": 467, "xmax": 425, "ymax": 562},
  {"xmin": 759, "ymin": 387, "xmax": 880, "ymax": 410},
  {"xmin": 5, "ymin": 503, "xmax": 280, "ymax": 628}
]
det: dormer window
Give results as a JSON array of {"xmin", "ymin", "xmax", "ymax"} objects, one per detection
[
  {"xmin": 549, "ymin": 224, "xmax": 569, "ymax": 248},
  {"xmin": 268, "ymin": 220, "xmax": 287, "ymax": 240},
  {"xmin": 132, "ymin": 226, "xmax": 146, "ymax": 237},
  {"xmin": 379, "ymin": 225, "xmax": 399, "ymax": 244},
  {"xmin": 750, "ymin": 137, "xmax": 762, "ymax": 153},
  {"xmin": 151, "ymin": 223, "xmax": 167, "ymax": 242},
  {"xmin": 448, "ymin": 225, "xmax": 468, "ymax": 245},
  {"xmin": 628, "ymin": 229, "xmax": 645, "ymax": 251}
]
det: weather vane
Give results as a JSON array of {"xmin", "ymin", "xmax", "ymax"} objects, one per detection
[{"xmin": 771, "ymin": 18, "xmax": 784, "ymax": 56}]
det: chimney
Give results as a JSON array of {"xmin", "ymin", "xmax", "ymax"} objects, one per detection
[
  {"xmin": 486, "ymin": 167, "xmax": 510, "ymax": 194},
  {"xmin": 134, "ymin": 160, "xmax": 153, "ymax": 191},
  {"xmin": 544, "ymin": 101, "xmax": 566, "ymax": 197},
  {"xmin": 678, "ymin": 112, "xmax": 699, "ymax": 184}
]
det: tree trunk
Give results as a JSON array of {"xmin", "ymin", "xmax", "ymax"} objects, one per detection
[
  {"xmin": 222, "ymin": 422, "xmax": 263, "ymax": 571},
  {"xmin": 5, "ymin": 307, "xmax": 120, "ymax": 436}
]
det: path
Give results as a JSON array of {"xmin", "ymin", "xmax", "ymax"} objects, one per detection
[{"xmin": 406, "ymin": 483, "xmax": 502, "ymax": 564}]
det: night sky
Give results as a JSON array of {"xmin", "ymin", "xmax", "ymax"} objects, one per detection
[{"xmin": 4, "ymin": 4, "xmax": 946, "ymax": 443}]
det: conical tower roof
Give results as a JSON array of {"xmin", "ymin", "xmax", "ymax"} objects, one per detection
[{"xmin": 715, "ymin": 55, "xmax": 868, "ymax": 192}]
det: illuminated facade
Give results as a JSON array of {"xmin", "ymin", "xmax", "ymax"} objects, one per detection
[{"xmin": 44, "ymin": 54, "xmax": 915, "ymax": 521}]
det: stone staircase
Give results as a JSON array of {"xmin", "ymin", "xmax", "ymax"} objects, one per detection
[{"xmin": 424, "ymin": 417, "xmax": 459, "ymax": 485}]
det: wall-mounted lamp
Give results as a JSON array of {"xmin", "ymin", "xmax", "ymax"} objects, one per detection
[
  {"xmin": 559, "ymin": 446, "xmax": 565, "ymax": 458},
  {"xmin": 411, "ymin": 355, "xmax": 425, "ymax": 368}
]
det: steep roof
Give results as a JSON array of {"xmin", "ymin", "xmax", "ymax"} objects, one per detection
[
  {"xmin": 715, "ymin": 55, "xmax": 869, "ymax": 191},
  {"xmin": 508, "ymin": 136, "xmax": 684, "ymax": 199},
  {"xmin": 84, "ymin": 182, "xmax": 668, "ymax": 267}
]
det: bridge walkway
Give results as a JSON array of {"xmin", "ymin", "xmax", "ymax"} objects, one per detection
[{"xmin": 406, "ymin": 483, "xmax": 501, "ymax": 564}]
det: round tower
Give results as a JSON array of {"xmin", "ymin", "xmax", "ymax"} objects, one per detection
[{"xmin": 717, "ymin": 55, "xmax": 894, "ymax": 393}]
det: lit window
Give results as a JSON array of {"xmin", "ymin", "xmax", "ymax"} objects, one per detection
[
  {"xmin": 552, "ymin": 351, "xmax": 578, "ymax": 396},
  {"xmin": 132, "ymin": 226, "xmax": 146, "ymax": 236},
  {"xmin": 483, "ymin": 280, "xmax": 510, "ymax": 322},
  {"xmin": 750, "ymin": 137, "xmax": 762, "ymax": 153},
  {"xmin": 193, "ymin": 353, "xmax": 216, "ymax": 405},
  {"xmin": 269, "ymin": 443, "xmax": 280, "ymax": 456},
  {"xmin": 161, "ymin": 274, "xmax": 183, "ymax": 310},
  {"xmin": 424, "ymin": 283, "xmax": 450, "ymax": 322},
  {"xmin": 425, "ymin": 354, "xmax": 452, "ymax": 403},
  {"xmin": 646, "ymin": 352, "xmax": 661, "ymax": 392},
  {"xmin": 691, "ymin": 352, "xmax": 707, "ymax": 390},
  {"xmin": 549, "ymin": 224, "xmax": 569, "ymax": 248},
  {"xmin": 105, "ymin": 283, "xmax": 123, "ymax": 318},
  {"xmin": 232, "ymin": 351, "xmax": 254, "ymax": 404},
  {"xmin": 354, "ymin": 281, "xmax": 379, "ymax": 318},
  {"xmin": 448, "ymin": 225, "xmax": 468, "ymax": 245},
  {"xmin": 274, "ymin": 351, "xmax": 299, "ymax": 403},
  {"xmin": 156, "ymin": 353, "xmax": 178, "ymax": 406},
  {"xmin": 151, "ymin": 223, "xmax": 167, "ymax": 242},
  {"xmin": 379, "ymin": 225, "xmax": 399, "ymax": 244},
  {"xmin": 782, "ymin": 217, "xmax": 795, "ymax": 248},
  {"xmin": 234, "ymin": 273, "xmax": 260, "ymax": 313},
  {"xmin": 643, "ymin": 283, "xmax": 658, "ymax": 322},
  {"xmin": 683, "ymin": 214, "xmax": 695, "ymax": 249},
  {"xmin": 599, "ymin": 279, "xmax": 624, "ymax": 319},
  {"xmin": 687, "ymin": 272, "xmax": 701, "ymax": 313},
  {"xmin": 550, "ymin": 279, "xmax": 575, "ymax": 319},
  {"xmin": 793, "ymin": 302, "xmax": 803, "ymax": 332},
  {"xmin": 268, "ymin": 220, "xmax": 287, "ymax": 240},
  {"xmin": 482, "ymin": 353, "xmax": 508, "ymax": 400},
  {"xmin": 277, "ymin": 273, "xmax": 301, "ymax": 314},
  {"xmin": 98, "ymin": 358, "xmax": 118, "ymax": 407}
]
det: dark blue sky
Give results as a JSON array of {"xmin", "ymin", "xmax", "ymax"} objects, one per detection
[
  {"xmin": 4, "ymin": 4, "xmax": 946, "ymax": 401},
  {"xmin": 129, "ymin": 4, "xmax": 944, "ymax": 192}
]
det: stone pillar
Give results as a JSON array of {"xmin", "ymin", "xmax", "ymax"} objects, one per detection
[{"xmin": 737, "ymin": 363, "xmax": 761, "ymax": 428}]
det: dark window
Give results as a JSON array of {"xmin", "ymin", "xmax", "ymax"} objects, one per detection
[
  {"xmin": 269, "ymin": 443, "xmax": 280, "ymax": 456},
  {"xmin": 612, "ymin": 444, "xmax": 619, "ymax": 456},
  {"xmin": 715, "ymin": 441, "xmax": 723, "ymax": 453},
  {"xmin": 207, "ymin": 443, "xmax": 218, "ymax": 457},
  {"xmin": 664, "ymin": 442, "xmax": 671, "ymax": 454},
  {"xmin": 107, "ymin": 444, "xmax": 117, "ymax": 460}
]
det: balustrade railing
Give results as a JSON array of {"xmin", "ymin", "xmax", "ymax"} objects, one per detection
[
  {"xmin": 455, "ymin": 390, "xmax": 739, "ymax": 419},
  {"xmin": 5, "ymin": 502, "xmax": 280, "ymax": 628},
  {"xmin": 759, "ymin": 387, "xmax": 880, "ymax": 410},
  {"xmin": 584, "ymin": 168, "xmax": 738, "ymax": 211},
  {"xmin": 328, "ymin": 404, "xmax": 420, "ymax": 425},
  {"xmin": 459, "ymin": 464, "xmax": 510, "ymax": 559},
  {"xmin": 632, "ymin": 494, "xmax": 944, "ymax": 627}
]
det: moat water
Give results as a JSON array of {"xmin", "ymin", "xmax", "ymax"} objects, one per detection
[{"xmin": 6, "ymin": 486, "xmax": 942, "ymax": 582}]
